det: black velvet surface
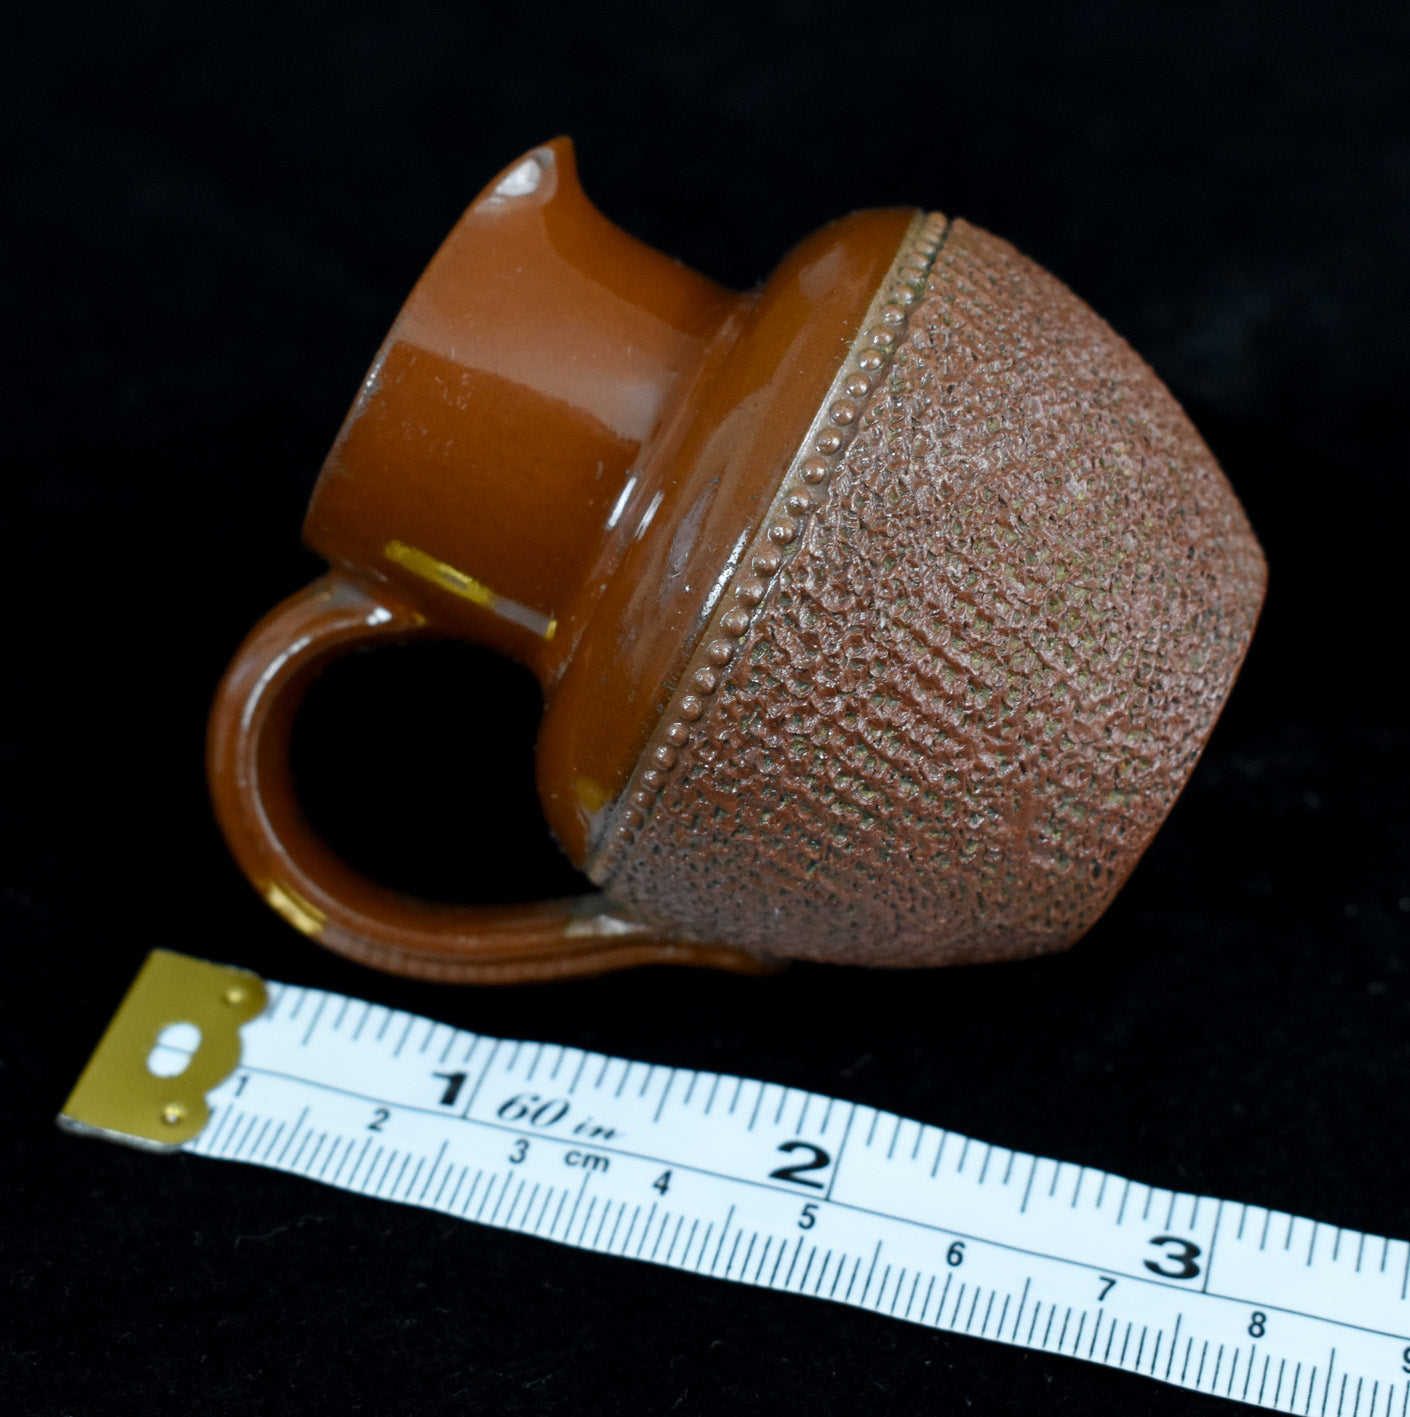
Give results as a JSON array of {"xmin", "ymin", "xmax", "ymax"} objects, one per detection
[{"xmin": 4, "ymin": 2, "xmax": 1408, "ymax": 1412}]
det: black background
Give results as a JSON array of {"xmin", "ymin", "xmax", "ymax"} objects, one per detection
[{"xmin": 5, "ymin": 2, "xmax": 1409, "ymax": 1412}]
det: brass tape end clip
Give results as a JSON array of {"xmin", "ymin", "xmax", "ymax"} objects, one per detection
[{"xmin": 58, "ymin": 949, "xmax": 267, "ymax": 1152}]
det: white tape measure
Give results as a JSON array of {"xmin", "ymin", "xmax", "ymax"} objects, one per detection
[{"xmin": 60, "ymin": 952, "xmax": 1410, "ymax": 1413}]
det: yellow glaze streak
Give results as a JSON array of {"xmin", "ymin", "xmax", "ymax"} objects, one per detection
[
  {"xmin": 573, "ymin": 774, "xmax": 609, "ymax": 815},
  {"xmin": 383, "ymin": 540, "xmax": 557, "ymax": 640},
  {"xmin": 384, "ymin": 538, "xmax": 496, "ymax": 607},
  {"xmin": 264, "ymin": 881, "xmax": 327, "ymax": 937}
]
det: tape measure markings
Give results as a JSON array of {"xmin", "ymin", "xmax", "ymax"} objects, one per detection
[
  {"xmin": 196, "ymin": 1052, "xmax": 1392, "ymax": 1415},
  {"xmin": 62, "ymin": 960, "xmax": 1410, "ymax": 1415},
  {"xmin": 228, "ymin": 983, "xmax": 1410, "ymax": 1331}
]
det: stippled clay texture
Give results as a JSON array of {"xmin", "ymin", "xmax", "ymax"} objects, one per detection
[{"xmin": 603, "ymin": 219, "xmax": 1267, "ymax": 967}]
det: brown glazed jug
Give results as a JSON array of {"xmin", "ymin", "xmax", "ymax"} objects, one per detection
[{"xmin": 208, "ymin": 139, "xmax": 1266, "ymax": 984}]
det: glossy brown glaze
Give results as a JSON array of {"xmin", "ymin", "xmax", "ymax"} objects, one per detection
[
  {"xmin": 307, "ymin": 139, "xmax": 743, "ymax": 675},
  {"xmin": 208, "ymin": 140, "xmax": 1266, "ymax": 984},
  {"xmin": 207, "ymin": 571, "xmax": 776, "ymax": 982}
]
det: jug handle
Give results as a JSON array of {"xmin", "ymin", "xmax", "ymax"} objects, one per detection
[{"xmin": 207, "ymin": 571, "xmax": 778, "ymax": 983}]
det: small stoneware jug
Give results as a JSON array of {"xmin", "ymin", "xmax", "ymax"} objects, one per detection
[{"xmin": 208, "ymin": 139, "xmax": 1266, "ymax": 984}]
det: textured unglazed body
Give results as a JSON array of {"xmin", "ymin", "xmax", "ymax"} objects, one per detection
[{"xmin": 593, "ymin": 218, "xmax": 1266, "ymax": 966}]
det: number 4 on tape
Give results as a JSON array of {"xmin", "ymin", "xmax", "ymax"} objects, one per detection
[{"xmin": 59, "ymin": 951, "xmax": 1410, "ymax": 1414}]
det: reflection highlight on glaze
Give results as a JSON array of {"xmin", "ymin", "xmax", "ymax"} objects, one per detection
[
  {"xmin": 491, "ymin": 151, "xmax": 548, "ymax": 200},
  {"xmin": 634, "ymin": 491, "xmax": 664, "ymax": 541},
  {"xmin": 606, "ymin": 473, "xmax": 637, "ymax": 530}
]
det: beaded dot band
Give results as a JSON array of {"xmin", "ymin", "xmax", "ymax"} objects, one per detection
[{"xmin": 589, "ymin": 210, "xmax": 949, "ymax": 872}]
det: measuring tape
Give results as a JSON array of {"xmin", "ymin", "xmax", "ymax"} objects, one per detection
[{"xmin": 60, "ymin": 951, "xmax": 1410, "ymax": 1413}]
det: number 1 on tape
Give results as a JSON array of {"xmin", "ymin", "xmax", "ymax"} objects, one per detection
[{"xmin": 59, "ymin": 951, "xmax": 1410, "ymax": 1413}]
